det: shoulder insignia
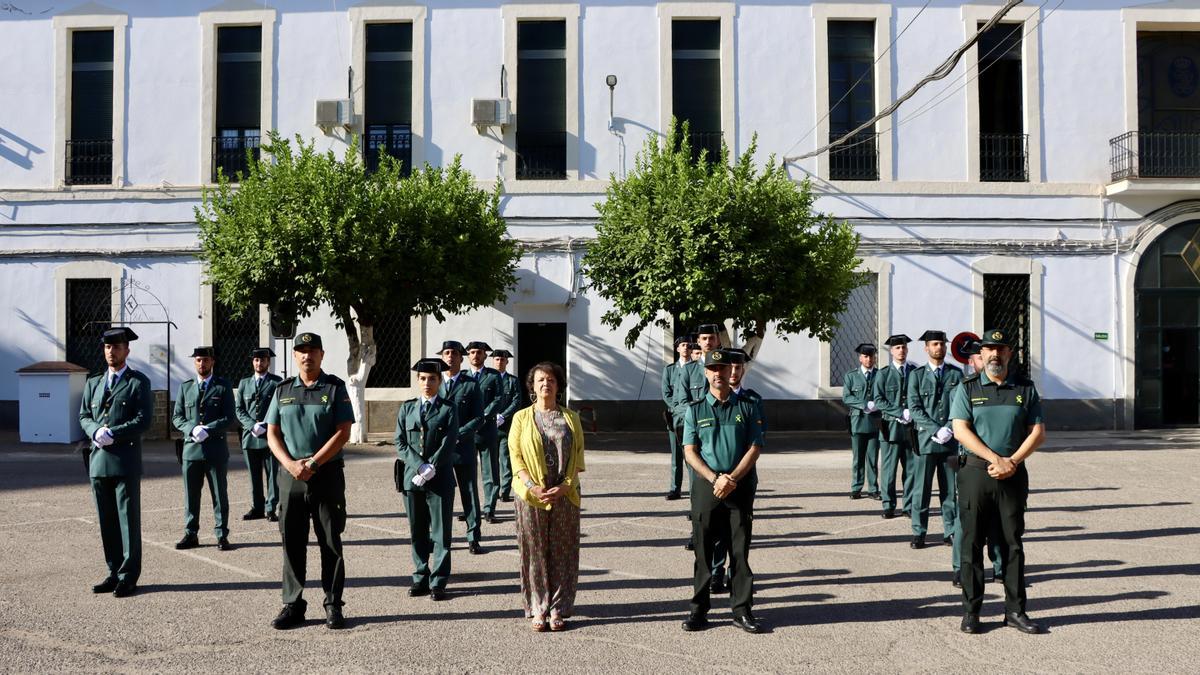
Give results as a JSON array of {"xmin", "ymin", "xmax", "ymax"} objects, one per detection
[{"xmin": 962, "ymin": 373, "xmax": 981, "ymax": 383}]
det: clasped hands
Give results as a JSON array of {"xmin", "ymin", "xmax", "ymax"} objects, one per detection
[
  {"xmin": 987, "ymin": 456, "xmax": 1017, "ymax": 480},
  {"xmin": 713, "ymin": 473, "xmax": 737, "ymax": 499},
  {"xmin": 530, "ymin": 483, "xmax": 566, "ymax": 505},
  {"xmin": 93, "ymin": 427, "xmax": 114, "ymax": 447}
]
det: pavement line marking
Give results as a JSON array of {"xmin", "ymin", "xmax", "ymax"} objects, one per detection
[
  {"xmin": 814, "ymin": 545, "xmax": 930, "ymax": 565},
  {"xmin": 354, "ymin": 522, "xmax": 407, "ymax": 535},
  {"xmin": 144, "ymin": 538, "xmax": 263, "ymax": 578},
  {"xmin": 0, "ymin": 515, "xmax": 95, "ymax": 528}
]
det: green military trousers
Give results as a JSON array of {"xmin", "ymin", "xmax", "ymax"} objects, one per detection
[
  {"xmin": 404, "ymin": 487, "xmax": 454, "ymax": 590},
  {"xmin": 690, "ymin": 482, "xmax": 756, "ymax": 617},
  {"xmin": 91, "ymin": 476, "xmax": 141, "ymax": 584},
  {"xmin": 498, "ymin": 427, "xmax": 514, "ymax": 501},
  {"xmin": 910, "ymin": 451, "xmax": 955, "ymax": 538},
  {"xmin": 242, "ymin": 446, "xmax": 279, "ymax": 515},
  {"xmin": 182, "ymin": 457, "xmax": 229, "ymax": 539},
  {"xmin": 479, "ymin": 437, "xmax": 502, "ymax": 516},
  {"xmin": 879, "ymin": 438, "xmax": 910, "ymax": 511},
  {"xmin": 453, "ymin": 462, "xmax": 482, "ymax": 545},
  {"xmin": 279, "ymin": 462, "xmax": 347, "ymax": 609},
  {"xmin": 849, "ymin": 433, "xmax": 879, "ymax": 494},
  {"xmin": 958, "ymin": 458, "xmax": 1028, "ymax": 615}
]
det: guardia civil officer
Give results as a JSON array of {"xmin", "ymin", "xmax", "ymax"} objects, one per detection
[
  {"xmin": 265, "ymin": 332, "xmax": 355, "ymax": 630},
  {"xmin": 951, "ymin": 328, "xmax": 1045, "ymax": 635},
  {"xmin": 842, "ymin": 343, "xmax": 881, "ymax": 500},
  {"xmin": 954, "ymin": 338, "xmax": 1003, "ymax": 586},
  {"xmin": 438, "ymin": 340, "xmax": 486, "ymax": 554},
  {"xmin": 79, "ymin": 327, "xmax": 153, "ymax": 598},
  {"xmin": 395, "ymin": 359, "xmax": 459, "ymax": 600},
  {"xmin": 907, "ymin": 331, "xmax": 963, "ymax": 551},
  {"xmin": 675, "ymin": 324, "xmax": 721, "ymax": 553},
  {"xmin": 680, "ymin": 349, "xmax": 766, "ymax": 634},
  {"xmin": 491, "ymin": 349, "xmax": 521, "ymax": 503},
  {"xmin": 662, "ymin": 335, "xmax": 692, "ymax": 500},
  {"xmin": 873, "ymin": 334, "xmax": 917, "ymax": 519},
  {"xmin": 171, "ymin": 346, "xmax": 236, "ymax": 551},
  {"xmin": 727, "ymin": 348, "xmax": 764, "ymax": 426},
  {"xmin": 464, "ymin": 341, "xmax": 504, "ymax": 523},
  {"xmin": 234, "ymin": 348, "xmax": 283, "ymax": 521}
]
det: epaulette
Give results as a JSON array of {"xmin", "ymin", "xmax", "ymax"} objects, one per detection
[
  {"xmin": 688, "ymin": 398, "xmax": 704, "ymax": 407},
  {"xmin": 962, "ymin": 373, "xmax": 981, "ymax": 383}
]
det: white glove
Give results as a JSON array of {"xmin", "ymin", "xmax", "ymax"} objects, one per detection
[
  {"xmin": 251, "ymin": 422, "xmax": 266, "ymax": 437},
  {"xmin": 191, "ymin": 425, "xmax": 209, "ymax": 442},
  {"xmin": 934, "ymin": 426, "xmax": 954, "ymax": 444},
  {"xmin": 411, "ymin": 463, "xmax": 437, "ymax": 487},
  {"xmin": 865, "ymin": 400, "xmax": 877, "ymax": 413},
  {"xmin": 93, "ymin": 427, "xmax": 114, "ymax": 446},
  {"xmin": 496, "ymin": 413, "xmax": 506, "ymax": 427},
  {"xmin": 901, "ymin": 408, "xmax": 912, "ymax": 424}
]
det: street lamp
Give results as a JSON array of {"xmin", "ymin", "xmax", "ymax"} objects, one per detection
[{"xmin": 606, "ymin": 74, "xmax": 617, "ymax": 131}]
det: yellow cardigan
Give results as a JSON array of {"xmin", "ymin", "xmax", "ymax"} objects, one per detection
[{"xmin": 508, "ymin": 405, "xmax": 586, "ymax": 510}]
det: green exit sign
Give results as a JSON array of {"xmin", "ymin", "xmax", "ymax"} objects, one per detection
[{"xmin": 1094, "ymin": 332, "xmax": 1109, "ymax": 341}]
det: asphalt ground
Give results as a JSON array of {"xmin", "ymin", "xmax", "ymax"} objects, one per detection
[{"xmin": 1, "ymin": 429, "xmax": 1198, "ymax": 673}]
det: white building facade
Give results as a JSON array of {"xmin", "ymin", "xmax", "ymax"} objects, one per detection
[{"xmin": 2, "ymin": 0, "xmax": 1199, "ymax": 433}]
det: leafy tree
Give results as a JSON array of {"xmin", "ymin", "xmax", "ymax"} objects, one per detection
[
  {"xmin": 196, "ymin": 133, "xmax": 520, "ymax": 441},
  {"xmin": 582, "ymin": 121, "xmax": 862, "ymax": 359}
]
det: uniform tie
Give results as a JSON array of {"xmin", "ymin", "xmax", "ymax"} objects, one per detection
[
  {"xmin": 421, "ymin": 400, "xmax": 430, "ymax": 416},
  {"xmin": 108, "ymin": 373, "xmax": 118, "ymax": 391}
]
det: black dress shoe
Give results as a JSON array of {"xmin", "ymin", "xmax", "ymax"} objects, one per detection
[
  {"xmin": 92, "ymin": 577, "xmax": 118, "ymax": 594},
  {"xmin": 408, "ymin": 583, "xmax": 430, "ymax": 597},
  {"xmin": 430, "ymin": 587, "xmax": 447, "ymax": 601},
  {"xmin": 960, "ymin": 613, "xmax": 981, "ymax": 634},
  {"xmin": 868, "ymin": 492, "xmax": 881, "ymax": 501},
  {"xmin": 709, "ymin": 576, "xmax": 728, "ymax": 595},
  {"xmin": 271, "ymin": 602, "xmax": 306, "ymax": 630},
  {"xmin": 985, "ymin": 569, "xmax": 997, "ymax": 583},
  {"xmin": 1004, "ymin": 612, "xmax": 1041, "ymax": 634},
  {"xmin": 482, "ymin": 511, "xmax": 497, "ymax": 524},
  {"xmin": 501, "ymin": 495, "xmax": 514, "ymax": 502},
  {"xmin": 325, "ymin": 605, "xmax": 345, "ymax": 629},
  {"xmin": 900, "ymin": 509, "xmax": 911, "ymax": 517},
  {"xmin": 681, "ymin": 611, "xmax": 708, "ymax": 631},
  {"xmin": 457, "ymin": 514, "xmax": 467, "ymax": 522},
  {"xmin": 684, "ymin": 539, "xmax": 694, "ymax": 551},
  {"xmin": 882, "ymin": 509, "xmax": 896, "ymax": 519},
  {"xmin": 242, "ymin": 509, "xmax": 264, "ymax": 521},
  {"xmin": 267, "ymin": 511, "xmax": 279, "ymax": 522},
  {"xmin": 943, "ymin": 537, "xmax": 954, "ymax": 547},
  {"xmin": 175, "ymin": 534, "xmax": 199, "ymax": 550},
  {"xmin": 468, "ymin": 541, "xmax": 484, "ymax": 555},
  {"xmin": 217, "ymin": 537, "xmax": 233, "ymax": 551},
  {"xmin": 112, "ymin": 580, "xmax": 137, "ymax": 598},
  {"xmin": 850, "ymin": 491, "xmax": 862, "ymax": 500},
  {"xmin": 952, "ymin": 570, "xmax": 962, "ymax": 588},
  {"xmin": 910, "ymin": 535, "xmax": 925, "ymax": 549},
  {"xmin": 732, "ymin": 613, "xmax": 764, "ymax": 634},
  {"xmin": 666, "ymin": 490, "xmax": 682, "ymax": 501}
]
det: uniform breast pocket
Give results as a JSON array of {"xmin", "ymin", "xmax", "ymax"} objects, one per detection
[{"xmin": 849, "ymin": 386, "xmax": 862, "ymax": 396}]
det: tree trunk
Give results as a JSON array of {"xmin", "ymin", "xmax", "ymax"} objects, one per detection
[
  {"xmin": 343, "ymin": 319, "xmax": 376, "ymax": 444},
  {"xmin": 739, "ymin": 320, "xmax": 767, "ymax": 372}
]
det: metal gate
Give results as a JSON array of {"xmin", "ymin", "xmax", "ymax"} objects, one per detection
[
  {"xmin": 983, "ymin": 274, "xmax": 1031, "ymax": 378},
  {"xmin": 213, "ymin": 300, "xmax": 260, "ymax": 383},
  {"xmin": 365, "ymin": 315, "xmax": 412, "ymax": 388},
  {"xmin": 830, "ymin": 272, "xmax": 878, "ymax": 383},
  {"xmin": 66, "ymin": 278, "xmax": 112, "ymax": 374}
]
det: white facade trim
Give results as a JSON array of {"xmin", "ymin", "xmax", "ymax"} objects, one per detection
[
  {"xmin": 1119, "ymin": 7, "xmax": 1200, "ymax": 134},
  {"xmin": 811, "ymin": 2, "xmax": 894, "ymax": 182},
  {"xmin": 349, "ymin": 3, "xmax": 428, "ymax": 171},
  {"xmin": 199, "ymin": 5, "xmax": 278, "ymax": 185},
  {"xmin": 657, "ymin": 2, "xmax": 736, "ymax": 150},
  {"xmin": 502, "ymin": 3, "xmax": 582, "ymax": 182},
  {"xmin": 817, "ymin": 255, "xmax": 892, "ymax": 398},
  {"xmin": 53, "ymin": 260, "xmax": 125, "ymax": 360},
  {"xmin": 961, "ymin": 3, "xmax": 1043, "ymax": 183},
  {"xmin": 52, "ymin": 9, "xmax": 129, "ymax": 188},
  {"xmin": 970, "ymin": 255, "xmax": 1044, "ymax": 386}
]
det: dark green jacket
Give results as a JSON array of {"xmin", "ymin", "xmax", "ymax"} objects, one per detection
[
  {"xmin": 79, "ymin": 368, "xmax": 154, "ymax": 478},
  {"xmin": 873, "ymin": 362, "xmax": 918, "ymax": 443},
  {"xmin": 172, "ymin": 376, "xmax": 235, "ymax": 462},
  {"xmin": 736, "ymin": 386, "xmax": 767, "ymax": 433},
  {"xmin": 466, "ymin": 367, "xmax": 502, "ymax": 444},
  {"xmin": 908, "ymin": 363, "xmax": 964, "ymax": 455},
  {"xmin": 842, "ymin": 367, "xmax": 881, "ymax": 435},
  {"xmin": 394, "ymin": 396, "xmax": 458, "ymax": 492},
  {"xmin": 496, "ymin": 371, "xmax": 521, "ymax": 432},
  {"xmin": 438, "ymin": 373, "xmax": 483, "ymax": 465},
  {"xmin": 672, "ymin": 360, "xmax": 707, "ymax": 421},
  {"xmin": 234, "ymin": 373, "xmax": 282, "ymax": 450}
]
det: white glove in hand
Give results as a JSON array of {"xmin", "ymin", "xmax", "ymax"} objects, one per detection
[
  {"xmin": 901, "ymin": 408, "xmax": 912, "ymax": 424},
  {"xmin": 417, "ymin": 463, "xmax": 437, "ymax": 481},
  {"xmin": 94, "ymin": 427, "xmax": 114, "ymax": 446},
  {"xmin": 191, "ymin": 426, "xmax": 209, "ymax": 442},
  {"xmin": 934, "ymin": 426, "xmax": 954, "ymax": 444},
  {"xmin": 496, "ymin": 413, "xmax": 506, "ymax": 427},
  {"xmin": 252, "ymin": 422, "xmax": 266, "ymax": 437},
  {"xmin": 865, "ymin": 400, "xmax": 877, "ymax": 413},
  {"xmin": 411, "ymin": 473, "xmax": 427, "ymax": 487}
]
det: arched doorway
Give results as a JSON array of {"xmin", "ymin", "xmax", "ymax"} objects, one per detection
[{"xmin": 1135, "ymin": 220, "xmax": 1200, "ymax": 427}]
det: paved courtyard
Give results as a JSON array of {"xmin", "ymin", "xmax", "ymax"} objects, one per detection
[{"xmin": 1, "ymin": 429, "xmax": 1197, "ymax": 673}]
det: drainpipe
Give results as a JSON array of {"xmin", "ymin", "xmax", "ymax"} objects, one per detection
[{"xmin": 1105, "ymin": 196, "xmax": 1121, "ymax": 431}]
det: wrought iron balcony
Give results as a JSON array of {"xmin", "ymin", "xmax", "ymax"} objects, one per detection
[
  {"xmin": 980, "ymin": 133, "xmax": 1029, "ymax": 182},
  {"xmin": 683, "ymin": 130, "xmax": 723, "ymax": 165},
  {"xmin": 364, "ymin": 124, "xmax": 413, "ymax": 176},
  {"xmin": 828, "ymin": 131, "xmax": 879, "ymax": 181},
  {"xmin": 1110, "ymin": 131, "xmax": 1200, "ymax": 182},
  {"xmin": 211, "ymin": 134, "xmax": 261, "ymax": 183},
  {"xmin": 65, "ymin": 139, "xmax": 113, "ymax": 186},
  {"xmin": 516, "ymin": 131, "xmax": 567, "ymax": 179}
]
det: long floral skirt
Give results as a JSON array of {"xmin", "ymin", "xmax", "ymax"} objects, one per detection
[{"xmin": 515, "ymin": 498, "xmax": 580, "ymax": 619}]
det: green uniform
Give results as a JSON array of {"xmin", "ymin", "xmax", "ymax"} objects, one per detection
[
  {"xmin": 662, "ymin": 360, "xmax": 688, "ymax": 493},
  {"xmin": 79, "ymin": 367, "xmax": 154, "ymax": 586},
  {"xmin": 842, "ymin": 367, "xmax": 880, "ymax": 495},
  {"xmin": 234, "ymin": 373, "xmax": 283, "ymax": 516},
  {"xmin": 873, "ymin": 362, "xmax": 917, "ymax": 512},
  {"xmin": 950, "ymin": 372, "xmax": 1043, "ymax": 616},
  {"xmin": 439, "ymin": 372, "xmax": 484, "ymax": 544},
  {"xmin": 672, "ymin": 360, "xmax": 707, "ymax": 489},
  {"xmin": 265, "ymin": 372, "xmax": 356, "ymax": 611},
  {"xmin": 467, "ymin": 367, "xmax": 504, "ymax": 516},
  {"xmin": 907, "ymin": 363, "xmax": 963, "ymax": 545},
  {"xmin": 711, "ymin": 385, "xmax": 765, "ymax": 580},
  {"xmin": 683, "ymin": 391, "xmax": 764, "ymax": 619},
  {"xmin": 495, "ymin": 371, "xmax": 521, "ymax": 501},
  {"xmin": 172, "ymin": 376, "xmax": 236, "ymax": 539},
  {"xmin": 395, "ymin": 396, "xmax": 458, "ymax": 590}
]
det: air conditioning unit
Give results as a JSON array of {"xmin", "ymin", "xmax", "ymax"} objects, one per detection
[
  {"xmin": 472, "ymin": 98, "xmax": 511, "ymax": 130},
  {"xmin": 315, "ymin": 99, "xmax": 353, "ymax": 130}
]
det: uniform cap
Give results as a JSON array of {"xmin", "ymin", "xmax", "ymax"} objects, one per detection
[
  {"xmin": 438, "ymin": 340, "xmax": 466, "ymax": 355},
  {"xmin": 725, "ymin": 348, "xmax": 751, "ymax": 364},
  {"xmin": 962, "ymin": 339, "xmax": 982, "ymax": 356},
  {"xmin": 294, "ymin": 332, "xmax": 323, "ymax": 350},
  {"xmin": 465, "ymin": 341, "xmax": 492, "ymax": 352},
  {"xmin": 101, "ymin": 327, "xmax": 138, "ymax": 344},
  {"xmin": 250, "ymin": 347, "xmax": 276, "ymax": 358},
  {"xmin": 695, "ymin": 323, "xmax": 721, "ymax": 336},
  {"xmin": 490, "ymin": 349, "xmax": 513, "ymax": 358},
  {"xmin": 190, "ymin": 346, "xmax": 216, "ymax": 358},
  {"xmin": 883, "ymin": 334, "xmax": 912, "ymax": 347},
  {"xmin": 412, "ymin": 358, "xmax": 450, "ymax": 374},
  {"xmin": 918, "ymin": 330, "xmax": 948, "ymax": 343},
  {"xmin": 702, "ymin": 349, "xmax": 733, "ymax": 368},
  {"xmin": 854, "ymin": 343, "xmax": 877, "ymax": 355},
  {"xmin": 979, "ymin": 328, "xmax": 1013, "ymax": 348}
]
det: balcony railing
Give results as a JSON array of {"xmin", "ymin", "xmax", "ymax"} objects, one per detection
[
  {"xmin": 980, "ymin": 133, "xmax": 1029, "ymax": 182},
  {"xmin": 1110, "ymin": 130, "xmax": 1200, "ymax": 182},
  {"xmin": 364, "ymin": 124, "xmax": 413, "ymax": 176},
  {"xmin": 211, "ymin": 134, "xmax": 261, "ymax": 183},
  {"xmin": 516, "ymin": 131, "xmax": 567, "ymax": 179},
  {"xmin": 828, "ymin": 131, "xmax": 879, "ymax": 181},
  {"xmin": 681, "ymin": 130, "xmax": 724, "ymax": 165},
  {"xmin": 65, "ymin": 139, "xmax": 113, "ymax": 185}
]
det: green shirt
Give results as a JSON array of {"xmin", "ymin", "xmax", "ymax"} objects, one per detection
[
  {"xmin": 265, "ymin": 371, "xmax": 356, "ymax": 460},
  {"xmin": 683, "ymin": 390, "xmax": 765, "ymax": 475},
  {"xmin": 949, "ymin": 372, "xmax": 1044, "ymax": 458}
]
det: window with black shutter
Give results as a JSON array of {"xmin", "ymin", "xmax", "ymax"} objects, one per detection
[
  {"xmin": 213, "ymin": 25, "xmax": 262, "ymax": 182},
  {"xmin": 828, "ymin": 20, "xmax": 878, "ymax": 181},
  {"xmin": 67, "ymin": 29, "xmax": 113, "ymax": 185},
  {"xmin": 516, "ymin": 20, "xmax": 567, "ymax": 180},
  {"xmin": 364, "ymin": 22, "xmax": 413, "ymax": 176},
  {"xmin": 978, "ymin": 22, "xmax": 1027, "ymax": 182},
  {"xmin": 66, "ymin": 279, "xmax": 112, "ymax": 373},
  {"xmin": 672, "ymin": 19, "xmax": 722, "ymax": 164}
]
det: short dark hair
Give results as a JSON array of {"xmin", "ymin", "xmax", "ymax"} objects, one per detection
[{"xmin": 526, "ymin": 361, "xmax": 567, "ymax": 396}]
